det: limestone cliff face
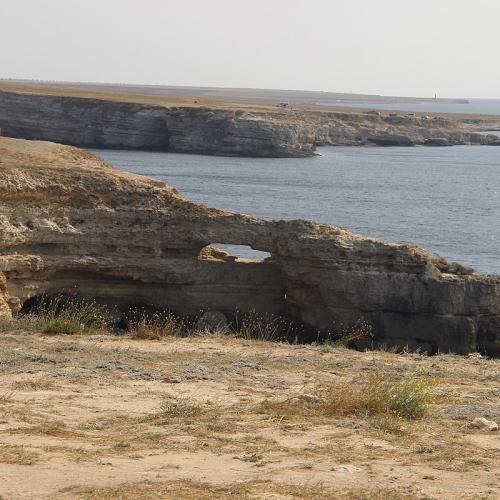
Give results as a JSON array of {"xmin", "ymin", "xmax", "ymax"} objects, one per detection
[
  {"xmin": 0, "ymin": 91, "xmax": 314, "ymax": 157},
  {"xmin": 0, "ymin": 271, "xmax": 12, "ymax": 319},
  {"xmin": 1, "ymin": 90, "xmax": 498, "ymax": 158},
  {"xmin": 0, "ymin": 137, "xmax": 498, "ymax": 354}
]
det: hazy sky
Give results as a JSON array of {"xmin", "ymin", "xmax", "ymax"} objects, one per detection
[{"xmin": 1, "ymin": 0, "xmax": 499, "ymax": 98}]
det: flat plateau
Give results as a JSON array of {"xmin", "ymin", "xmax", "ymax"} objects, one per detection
[{"xmin": 0, "ymin": 331, "xmax": 498, "ymax": 499}]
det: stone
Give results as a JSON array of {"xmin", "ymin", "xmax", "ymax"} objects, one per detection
[
  {"xmin": 0, "ymin": 137, "xmax": 499, "ymax": 355},
  {"xmin": 470, "ymin": 418, "xmax": 498, "ymax": 431},
  {"xmin": 424, "ymin": 138, "xmax": 450, "ymax": 147},
  {"xmin": 194, "ymin": 311, "xmax": 229, "ymax": 333},
  {"xmin": 367, "ymin": 134, "xmax": 414, "ymax": 146}
]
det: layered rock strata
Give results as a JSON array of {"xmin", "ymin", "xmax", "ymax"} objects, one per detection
[
  {"xmin": 1, "ymin": 90, "xmax": 499, "ymax": 158},
  {"xmin": 0, "ymin": 137, "xmax": 498, "ymax": 354}
]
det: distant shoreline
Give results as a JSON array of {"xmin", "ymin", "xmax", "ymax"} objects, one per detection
[{"xmin": 1, "ymin": 82, "xmax": 500, "ymax": 158}]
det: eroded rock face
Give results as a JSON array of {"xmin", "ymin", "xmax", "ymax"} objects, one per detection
[
  {"xmin": 0, "ymin": 91, "xmax": 315, "ymax": 157},
  {"xmin": 0, "ymin": 138, "xmax": 498, "ymax": 354},
  {"xmin": 1, "ymin": 90, "xmax": 499, "ymax": 158},
  {"xmin": 0, "ymin": 271, "xmax": 12, "ymax": 319}
]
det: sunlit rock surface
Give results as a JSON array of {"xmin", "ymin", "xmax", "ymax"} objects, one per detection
[
  {"xmin": 0, "ymin": 137, "xmax": 498, "ymax": 354},
  {"xmin": 1, "ymin": 90, "xmax": 499, "ymax": 158}
]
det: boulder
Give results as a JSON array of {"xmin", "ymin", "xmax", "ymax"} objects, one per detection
[
  {"xmin": 424, "ymin": 138, "xmax": 450, "ymax": 147},
  {"xmin": 367, "ymin": 134, "xmax": 414, "ymax": 146}
]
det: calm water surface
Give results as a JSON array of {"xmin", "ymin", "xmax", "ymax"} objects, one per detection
[
  {"xmin": 325, "ymin": 98, "xmax": 500, "ymax": 116},
  {"xmin": 92, "ymin": 147, "xmax": 500, "ymax": 275}
]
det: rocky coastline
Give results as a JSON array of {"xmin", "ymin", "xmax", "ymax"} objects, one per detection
[
  {"xmin": 0, "ymin": 137, "xmax": 498, "ymax": 355},
  {"xmin": 1, "ymin": 90, "xmax": 500, "ymax": 157}
]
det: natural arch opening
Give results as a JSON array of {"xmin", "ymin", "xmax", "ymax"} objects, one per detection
[{"xmin": 200, "ymin": 244, "xmax": 272, "ymax": 262}]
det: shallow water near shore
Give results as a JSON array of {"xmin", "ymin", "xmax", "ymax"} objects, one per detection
[{"xmin": 92, "ymin": 146, "xmax": 500, "ymax": 275}]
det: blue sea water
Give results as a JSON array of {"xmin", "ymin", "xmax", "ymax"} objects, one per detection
[{"xmin": 92, "ymin": 146, "xmax": 500, "ymax": 275}]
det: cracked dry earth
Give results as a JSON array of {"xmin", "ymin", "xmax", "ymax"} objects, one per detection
[{"xmin": 0, "ymin": 332, "xmax": 498, "ymax": 499}]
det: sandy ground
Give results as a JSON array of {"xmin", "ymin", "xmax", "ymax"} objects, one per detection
[{"xmin": 0, "ymin": 331, "xmax": 498, "ymax": 499}]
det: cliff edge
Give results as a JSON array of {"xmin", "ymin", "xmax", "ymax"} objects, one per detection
[
  {"xmin": 1, "ymin": 90, "xmax": 499, "ymax": 157},
  {"xmin": 0, "ymin": 137, "xmax": 498, "ymax": 354}
]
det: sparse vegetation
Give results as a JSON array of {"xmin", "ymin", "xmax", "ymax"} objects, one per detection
[
  {"xmin": 318, "ymin": 370, "xmax": 438, "ymax": 419},
  {"xmin": 322, "ymin": 319, "xmax": 374, "ymax": 348},
  {"xmin": 232, "ymin": 309, "xmax": 304, "ymax": 342},
  {"xmin": 158, "ymin": 395, "xmax": 207, "ymax": 419},
  {"xmin": 0, "ymin": 310, "xmax": 497, "ymax": 498},
  {"xmin": 41, "ymin": 318, "xmax": 83, "ymax": 335},
  {"xmin": 26, "ymin": 295, "xmax": 110, "ymax": 335},
  {"xmin": 11, "ymin": 379, "xmax": 56, "ymax": 391},
  {"xmin": 234, "ymin": 309, "xmax": 284, "ymax": 341},
  {"xmin": 128, "ymin": 310, "xmax": 186, "ymax": 340},
  {"xmin": 60, "ymin": 479, "xmax": 422, "ymax": 500},
  {"xmin": 237, "ymin": 453, "xmax": 263, "ymax": 463},
  {"xmin": 0, "ymin": 444, "xmax": 40, "ymax": 466},
  {"xmin": 259, "ymin": 368, "xmax": 438, "ymax": 423}
]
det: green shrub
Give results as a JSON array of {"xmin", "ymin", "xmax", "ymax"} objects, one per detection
[
  {"xmin": 261, "ymin": 368, "xmax": 438, "ymax": 422},
  {"xmin": 35, "ymin": 295, "xmax": 110, "ymax": 335},
  {"xmin": 41, "ymin": 318, "xmax": 82, "ymax": 335},
  {"xmin": 319, "ymin": 370, "xmax": 437, "ymax": 419}
]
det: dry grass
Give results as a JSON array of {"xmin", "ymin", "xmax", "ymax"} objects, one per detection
[
  {"xmin": 125, "ymin": 308, "xmax": 304, "ymax": 342},
  {"xmin": 11, "ymin": 378, "xmax": 57, "ymax": 391},
  {"xmin": 259, "ymin": 369, "xmax": 438, "ymax": 423},
  {"xmin": 233, "ymin": 309, "xmax": 290, "ymax": 341},
  {"xmin": 0, "ymin": 444, "xmax": 40, "ymax": 465},
  {"xmin": 0, "ymin": 328, "xmax": 498, "ymax": 499},
  {"xmin": 61, "ymin": 479, "xmax": 422, "ymax": 500},
  {"xmin": 321, "ymin": 319, "xmax": 374, "ymax": 349},
  {"xmin": 318, "ymin": 370, "xmax": 438, "ymax": 419},
  {"xmin": 21, "ymin": 295, "xmax": 111, "ymax": 335},
  {"xmin": 144, "ymin": 395, "xmax": 211, "ymax": 424},
  {"xmin": 128, "ymin": 311, "xmax": 186, "ymax": 340}
]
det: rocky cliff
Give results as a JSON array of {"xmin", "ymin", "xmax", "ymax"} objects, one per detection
[
  {"xmin": 0, "ymin": 137, "xmax": 498, "ymax": 354},
  {"xmin": 0, "ymin": 91, "xmax": 314, "ymax": 157},
  {"xmin": 1, "ymin": 90, "xmax": 499, "ymax": 157}
]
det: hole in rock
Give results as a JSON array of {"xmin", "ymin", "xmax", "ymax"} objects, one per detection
[{"xmin": 201, "ymin": 244, "xmax": 272, "ymax": 262}]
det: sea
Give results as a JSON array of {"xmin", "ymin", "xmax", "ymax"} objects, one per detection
[
  {"xmin": 324, "ymin": 98, "xmax": 500, "ymax": 116},
  {"xmin": 91, "ymin": 144, "xmax": 500, "ymax": 275}
]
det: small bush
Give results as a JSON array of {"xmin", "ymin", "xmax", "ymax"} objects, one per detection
[
  {"xmin": 321, "ymin": 319, "xmax": 373, "ymax": 348},
  {"xmin": 318, "ymin": 370, "xmax": 437, "ymax": 419},
  {"xmin": 42, "ymin": 318, "xmax": 82, "ymax": 335},
  {"xmin": 233, "ymin": 309, "xmax": 298, "ymax": 342},
  {"xmin": 159, "ymin": 396, "xmax": 204, "ymax": 419},
  {"xmin": 142, "ymin": 395, "xmax": 211, "ymax": 425},
  {"xmin": 33, "ymin": 295, "xmax": 110, "ymax": 335},
  {"xmin": 238, "ymin": 453, "xmax": 263, "ymax": 463},
  {"xmin": 128, "ymin": 311, "xmax": 186, "ymax": 340},
  {"xmin": 261, "ymin": 369, "xmax": 438, "ymax": 422}
]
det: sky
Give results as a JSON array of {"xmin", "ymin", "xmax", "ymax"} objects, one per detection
[{"xmin": 1, "ymin": 0, "xmax": 499, "ymax": 98}]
